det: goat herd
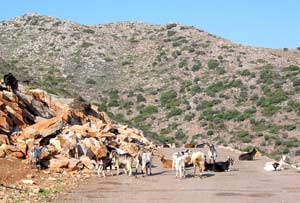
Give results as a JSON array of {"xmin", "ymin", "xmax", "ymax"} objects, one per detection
[{"xmin": 92, "ymin": 143, "xmax": 287, "ymax": 179}]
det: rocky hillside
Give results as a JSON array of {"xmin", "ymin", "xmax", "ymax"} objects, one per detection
[{"xmin": 1, "ymin": 13, "xmax": 300, "ymax": 162}]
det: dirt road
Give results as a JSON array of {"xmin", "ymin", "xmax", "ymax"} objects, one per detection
[{"xmin": 53, "ymin": 147, "xmax": 300, "ymax": 203}]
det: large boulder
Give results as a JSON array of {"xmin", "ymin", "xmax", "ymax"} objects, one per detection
[
  {"xmin": 0, "ymin": 147, "xmax": 6, "ymax": 158},
  {"xmin": 90, "ymin": 143, "xmax": 107, "ymax": 159},
  {"xmin": 0, "ymin": 134, "xmax": 10, "ymax": 145},
  {"xmin": 4, "ymin": 145, "xmax": 25, "ymax": 159},
  {"xmin": 49, "ymin": 157, "xmax": 69, "ymax": 172},
  {"xmin": 119, "ymin": 142, "xmax": 140, "ymax": 157},
  {"xmin": 68, "ymin": 158, "xmax": 81, "ymax": 171},
  {"xmin": 0, "ymin": 111, "xmax": 11, "ymax": 134},
  {"xmin": 20, "ymin": 116, "xmax": 64, "ymax": 139},
  {"xmin": 16, "ymin": 139, "xmax": 27, "ymax": 155},
  {"xmin": 80, "ymin": 156, "xmax": 94, "ymax": 169}
]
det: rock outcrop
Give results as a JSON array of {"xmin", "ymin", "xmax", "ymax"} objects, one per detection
[{"xmin": 0, "ymin": 85, "xmax": 152, "ymax": 172}]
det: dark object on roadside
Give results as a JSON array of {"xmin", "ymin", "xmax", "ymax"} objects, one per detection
[
  {"xmin": 205, "ymin": 157, "xmax": 234, "ymax": 172},
  {"xmin": 239, "ymin": 148, "xmax": 257, "ymax": 160}
]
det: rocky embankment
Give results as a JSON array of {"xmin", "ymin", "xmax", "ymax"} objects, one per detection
[{"xmin": 0, "ymin": 83, "xmax": 152, "ymax": 202}]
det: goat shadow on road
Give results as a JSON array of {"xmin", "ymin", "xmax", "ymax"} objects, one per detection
[
  {"xmin": 134, "ymin": 170, "xmax": 168, "ymax": 177},
  {"xmin": 184, "ymin": 173, "xmax": 215, "ymax": 179}
]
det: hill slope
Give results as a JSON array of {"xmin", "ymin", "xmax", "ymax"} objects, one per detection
[{"xmin": 1, "ymin": 13, "xmax": 300, "ymax": 162}]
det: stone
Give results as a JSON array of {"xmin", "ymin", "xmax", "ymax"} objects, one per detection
[
  {"xmin": 22, "ymin": 179, "xmax": 35, "ymax": 184},
  {"xmin": 0, "ymin": 147, "xmax": 6, "ymax": 158},
  {"xmin": 0, "ymin": 134, "xmax": 10, "ymax": 145},
  {"xmin": 80, "ymin": 156, "xmax": 94, "ymax": 170},
  {"xmin": 0, "ymin": 111, "xmax": 11, "ymax": 134},
  {"xmin": 49, "ymin": 157, "xmax": 69, "ymax": 172},
  {"xmin": 20, "ymin": 116, "xmax": 63, "ymax": 139},
  {"xmin": 11, "ymin": 151, "xmax": 25, "ymax": 159},
  {"xmin": 4, "ymin": 145, "xmax": 25, "ymax": 159},
  {"xmin": 16, "ymin": 139, "xmax": 27, "ymax": 155},
  {"xmin": 68, "ymin": 158, "xmax": 81, "ymax": 171},
  {"xmin": 90, "ymin": 144, "xmax": 107, "ymax": 159}
]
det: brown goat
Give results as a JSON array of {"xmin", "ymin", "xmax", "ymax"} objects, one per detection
[
  {"xmin": 160, "ymin": 155, "xmax": 172, "ymax": 168},
  {"xmin": 184, "ymin": 143, "xmax": 195, "ymax": 148},
  {"xmin": 191, "ymin": 151, "xmax": 205, "ymax": 178}
]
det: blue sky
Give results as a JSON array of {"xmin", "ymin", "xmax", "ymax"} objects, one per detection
[{"xmin": 1, "ymin": 0, "xmax": 299, "ymax": 48}]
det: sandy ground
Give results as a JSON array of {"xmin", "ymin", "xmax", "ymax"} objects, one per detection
[{"xmin": 53, "ymin": 147, "xmax": 300, "ymax": 203}]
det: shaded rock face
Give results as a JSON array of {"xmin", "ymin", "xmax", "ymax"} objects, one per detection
[{"xmin": 0, "ymin": 85, "xmax": 152, "ymax": 172}]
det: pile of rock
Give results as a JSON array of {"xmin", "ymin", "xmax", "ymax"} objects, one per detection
[{"xmin": 0, "ymin": 85, "xmax": 152, "ymax": 172}]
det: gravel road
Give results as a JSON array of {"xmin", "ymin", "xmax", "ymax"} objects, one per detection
[{"xmin": 53, "ymin": 147, "xmax": 300, "ymax": 203}]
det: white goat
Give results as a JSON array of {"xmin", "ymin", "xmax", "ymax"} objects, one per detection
[
  {"xmin": 172, "ymin": 151, "xmax": 183, "ymax": 170},
  {"xmin": 206, "ymin": 143, "xmax": 217, "ymax": 163},
  {"xmin": 264, "ymin": 155, "xmax": 286, "ymax": 171},
  {"xmin": 136, "ymin": 149, "xmax": 154, "ymax": 176},
  {"xmin": 174, "ymin": 154, "xmax": 188, "ymax": 178},
  {"xmin": 172, "ymin": 150, "xmax": 191, "ymax": 170}
]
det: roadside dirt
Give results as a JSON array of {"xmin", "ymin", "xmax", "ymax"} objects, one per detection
[{"xmin": 53, "ymin": 147, "xmax": 300, "ymax": 203}]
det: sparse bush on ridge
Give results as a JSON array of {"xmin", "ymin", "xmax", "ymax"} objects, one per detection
[{"xmin": 207, "ymin": 59, "xmax": 219, "ymax": 69}]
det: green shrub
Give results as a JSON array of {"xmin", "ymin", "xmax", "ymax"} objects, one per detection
[
  {"xmin": 239, "ymin": 69, "xmax": 251, "ymax": 76},
  {"xmin": 190, "ymin": 85, "xmax": 202, "ymax": 95},
  {"xmin": 216, "ymin": 67, "xmax": 226, "ymax": 74},
  {"xmin": 178, "ymin": 59, "xmax": 188, "ymax": 68},
  {"xmin": 160, "ymin": 89, "xmax": 177, "ymax": 106},
  {"xmin": 285, "ymin": 138, "xmax": 300, "ymax": 148},
  {"xmin": 141, "ymin": 105, "xmax": 158, "ymax": 115},
  {"xmin": 175, "ymin": 129, "xmax": 185, "ymax": 140},
  {"xmin": 284, "ymin": 124, "xmax": 296, "ymax": 131},
  {"xmin": 285, "ymin": 65, "xmax": 300, "ymax": 71},
  {"xmin": 282, "ymin": 148, "xmax": 290, "ymax": 154},
  {"xmin": 238, "ymin": 131, "xmax": 249, "ymax": 138},
  {"xmin": 136, "ymin": 94, "xmax": 146, "ymax": 102},
  {"xmin": 295, "ymin": 150, "xmax": 300, "ymax": 156},
  {"xmin": 83, "ymin": 29, "xmax": 95, "ymax": 34},
  {"xmin": 81, "ymin": 42, "xmax": 94, "ymax": 48},
  {"xmin": 262, "ymin": 105, "xmax": 281, "ymax": 117},
  {"xmin": 184, "ymin": 113, "xmax": 195, "ymax": 121},
  {"xmin": 108, "ymin": 99, "xmax": 120, "ymax": 107},
  {"xmin": 85, "ymin": 78, "xmax": 96, "ymax": 85},
  {"xmin": 160, "ymin": 128, "xmax": 171, "ymax": 135},
  {"xmin": 172, "ymin": 50, "xmax": 182, "ymax": 58},
  {"xmin": 167, "ymin": 30, "xmax": 176, "ymax": 37},
  {"xmin": 292, "ymin": 78, "xmax": 300, "ymax": 87},
  {"xmin": 259, "ymin": 64, "xmax": 278, "ymax": 84},
  {"xmin": 123, "ymin": 101, "xmax": 134, "ymax": 109},
  {"xmin": 206, "ymin": 81, "xmax": 225, "ymax": 94},
  {"xmin": 128, "ymin": 37, "xmax": 139, "ymax": 43},
  {"xmin": 166, "ymin": 23, "xmax": 177, "ymax": 29},
  {"xmin": 207, "ymin": 130, "xmax": 214, "ymax": 136},
  {"xmin": 121, "ymin": 59, "xmax": 132, "ymax": 65},
  {"xmin": 207, "ymin": 59, "xmax": 219, "ymax": 69},
  {"xmin": 114, "ymin": 113, "xmax": 127, "ymax": 123},
  {"xmin": 108, "ymin": 89, "xmax": 119, "ymax": 99},
  {"xmin": 167, "ymin": 107, "xmax": 182, "ymax": 118},
  {"xmin": 191, "ymin": 63, "xmax": 202, "ymax": 72}
]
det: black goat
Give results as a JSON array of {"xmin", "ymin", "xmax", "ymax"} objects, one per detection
[
  {"xmin": 4, "ymin": 73, "xmax": 18, "ymax": 93},
  {"xmin": 97, "ymin": 155, "xmax": 113, "ymax": 177},
  {"xmin": 204, "ymin": 157, "xmax": 234, "ymax": 172},
  {"xmin": 239, "ymin": 148, "xmax": 257, "ymax": 160},
  {"xmin": 108, "ymin": 128, "xmax": 119, "ymax": 135}
]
